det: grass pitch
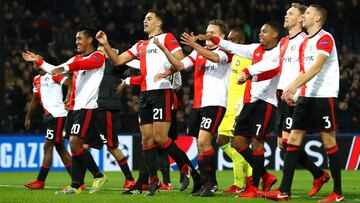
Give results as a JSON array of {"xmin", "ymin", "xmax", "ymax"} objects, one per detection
[{"xmin": 0, "ymin": 170, "xmax": 359, "ymax": 203}]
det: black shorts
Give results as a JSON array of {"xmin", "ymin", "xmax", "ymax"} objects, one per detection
[
  {"xmin": 292, "ymin": 97, "xmax": 337, "ymax": 132},
  {"xmin": 186, "ymin": 106, "xmax": 226, "ymax": 137},
  {"xmin": 43, "ymin": 115, "xmax": 66, "ymax": 143},
  {"xmin": 138, "ymin": 89, "xmax": 173, "ymax": 125},
  {"xmin": 96, "ymin": 110, "xmax": 120, "ymax": 148},
  {"xmin": 64, "ymin": 109, "xmax": 103, "ymax": 149},
  {"xmin": 274, "ymin": 99, "xmax": 295, "ymax": 136},
  {"xmin": 168, "ymin": 109, "xmax": 178, "ymax": 140},
  {"xmin": 234, "ymin": 100, "xmax": 275, "ymax": 140}
]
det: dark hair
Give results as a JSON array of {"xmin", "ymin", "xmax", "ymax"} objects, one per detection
[
  {"xmin": 265, "ymin": 21, "xmax": 282, "ymax": 35},
  {"xmin": 291, "ymin": 3, "xmax": 308, "ymax": 14},
  {"xmin": 147, "ymin": 10, "xmax": 164, "ymax": 28},
  {"xmin": 229, "ymin": 27, "xmax": 245, "ymax": 43},
  {"xmin": 309, "ymin": 4, "xmax": 327, "ymax": 25},
  {"xmin": 76, "ymin": 24, "xmax": 97, "ymax": 48},
  {"xmin": 208, "ymin": 19, "xmax": 229, "ymax": 35}
]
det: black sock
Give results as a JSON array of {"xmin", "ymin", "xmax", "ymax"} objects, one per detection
[
  {"xmin": 143, "ymin": 145, "xmax": 158, "ymax": 178},
  {"xmin": 237, "ymin": 145, "xmax": 253, "ymax": 167},
  {"xmin": 197, "ymin": 156, "xmax": 207, "ymax": 183},
  {"xmin": 178, "ymin": 146, "xmax": 201, "ymax": 181},
  {"xmin": 157, "ymin": 149, "xmax": 170, "ymax": 184},
  {"xmin": 298, "ymin": 149, "xmax": 323, "ymax": 179},
  {"xmin": 70, "ymin": 155, "xmax": 83, "ymax": 189},
  {"xmin": 252, "ymin": 150, "xmax": 266, "ymax": 187},
  {"xmin": 118, "ymin": 157, "xmax": 134, "ymax": 181},
  {"xmin": 202, "ymin": 148, "xmax": 216, "ymax": 185},
  {"xmin": 65, "ymin": 162, "xmax": 72, "ymax": 176},
  {"xmin": 79, "ymin": 149, "xmax": 103, "ymax": 179},
  {"xmin": 279, "ymin": 144, "xmax": 301, "ymax": 194},
  {"xmin": 37, "ymin": 165, "xmax": 50, "ymax": 182},
  {"xmin": 326, "ymin": 145, "xmax": 342, "ymax": 195},
  {"xmin": 133, "ymin": 158, "xmax": 149, "ymax": 190},
  {"xmin": 160, "ymin": 139, "xmax": 185, "ymax": 169}
]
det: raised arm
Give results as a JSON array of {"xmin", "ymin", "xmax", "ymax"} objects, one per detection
[
  {"xmin": 153, "ymin": 37, "xmax": 185, "ymax": 73},
  {"xmin": 96, "ymin": 30, "xmax": 133, "ymax": 66}
]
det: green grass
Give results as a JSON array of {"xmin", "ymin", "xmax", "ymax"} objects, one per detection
[{"xmin": 0, "ymin": 170, "xmax": 359, "ymax": 203}]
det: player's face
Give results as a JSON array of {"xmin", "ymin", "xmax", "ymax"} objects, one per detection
[
  {"xmin": 259, "ymin": 24, "xmax": 277, "ymax": 46},
  {"xmin": 302, "ymin": 7, "xmax": 316, "ymax": 29},
  {"xmin": 228, "ymin": 31, "xmax": 242, "ymax": 44},
  {"xmin": 206, "ymin": 24, "xmax": 223, "ymax": 47},
  {"xmin": 143, "ymin": 12, "xmax": 161, "ymax": 34},
  {"xmin": 76, "ymin": 31, "xmax": 92, "ymax": 54},
  {"xmin": 284, "ymin": 7, "xmax": 302, "ymax": 30}
]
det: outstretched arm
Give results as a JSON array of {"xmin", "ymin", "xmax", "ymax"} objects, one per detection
[
  {"xmin": 181, "ymin": 32, "xmax": 220, "ymax": 63},
  {"xmin": 22, "ymin": 51, "xmax": 58, "ymax": 74},
  {"xmin": 197, "ymin": 34, "xmax": 254, "ymax": 59}
]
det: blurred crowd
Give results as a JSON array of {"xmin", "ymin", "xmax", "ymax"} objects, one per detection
[{"xmin": 2, "ymin": 0, "xmax": 360, "ymax": 133}]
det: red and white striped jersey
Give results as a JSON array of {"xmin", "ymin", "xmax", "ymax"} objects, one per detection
[
  {"xmin": 127, "ymin": 33, "xmax": 182, "ymax": 91},
  {"xmin": 38, "ymin": 51, "xmax": 105, "ymax": 110},
  {"xmin": 32, "ymin": 73, "xmax": 68, "ymax": 117},
  {"xmin": 181, "ymin": 47, "xmax": 232, "ymax": 108},
  {"xmin": 125, "ymin": 59, "xmax": 182, "ymax": 89},
  {"xmin": 300, "ymin": 29, "xmax": 339, "ymax": 98},
  {"xmin": 217, "ymin": 39, "xmax": 280, "ymax": 106},
  {"xmin": 278, "ymin": 32, "xmax": 307, "ymax": 90}
]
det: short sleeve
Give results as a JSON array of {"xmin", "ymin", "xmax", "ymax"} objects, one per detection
[
  {"xmin": 164, "ymin": 33, "xmax": 181, "ymax": 54},
  {"xmin": 52, "ymin": 75, "xmax": 67, "ymax": 85},
  {"xmin": 32, "ymin": 77, "xmax": 40, "ymax": 95},
  {"xmin": 316, "ymin": 35, "xmax": 334, "ymax": 56},
  {"xmin": 127, "ymin": 41, "xmax": 140, "ymax": 58},
  {"xmin": 181, "ymin": 50, "xmax": 197, "ymax": 69},
  {"xmin": 215, "ymin": 49, "xmax": 233, "ymax": 63}
]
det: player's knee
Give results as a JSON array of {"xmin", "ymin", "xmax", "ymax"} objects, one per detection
[
  {"xmin": 197, "ymin": 138, "xmax": 211, "ymax": 151},
  {"xmin": 216, "ymin": 135, "xmax": 229, "ymax": 146},
  {"xmin": 43, "ymin": 141, "xmax": 54, "ymax": 152},
  {"xmin": 322, "ymin": 137, "xmax": 337, "ymax": 149},
  {"xmin": 154, "ymin": 135, "xmax": 166, "ymax": 146}
]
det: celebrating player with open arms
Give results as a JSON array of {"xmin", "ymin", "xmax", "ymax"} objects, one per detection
[
  {"xmin": 96, "ymin": 11, "xmax": 199, "ymax": 196},
  {"xmin": 23, "ymin": 25, "xmax": 108, "ymax": 195}
]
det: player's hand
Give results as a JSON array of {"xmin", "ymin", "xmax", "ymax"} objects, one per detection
[
  {"xmin": 24, "ymin": 117, "xmax": 31, "ymax": 130},
  {"xmin": 116, "ymin": 80, "xmax": 126, "ymax": 93},
  {"xmin": 96, "ymin": 30, "xmax": 108, "ymax": 45},
  {"xmin": 64, "ymin": 98, "xmax": 70, "ymax": 110},
  {"xmin": 196, "ymin": 34, "xmax": 213, "ymax": 41},
  {"xmin": 237, "ymin": 71, "xmax": 249, "ymax": 85},
  {"xmin": 154, "ymin": 72, "xmax": 169, "ymax": 82},
  {"xmin": 51, "ymin": 67, "xmax": 65, "ymax": 76},
  {"xmin": 282, "ymin": 83, "xmax": 297, "ymax": 103},
  {"xmin": 285, "ymin": 98, "xmax": 297, "ymax": 106},
  {"xmin": 277, "ymin": 137, "xmax": 284, "ymax": 150},
  {"xmin": 154, "ymin": 37, "xmax": 165, "ymax": 50},
  {"xmin": 180, "ymin": 32, "xmax": 197, "ymax": 47},
  {"xmin": 22, "ymin": 51, "xmax": 40, "ymax": 62}
]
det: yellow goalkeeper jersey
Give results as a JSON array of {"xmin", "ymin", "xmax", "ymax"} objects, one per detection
[{"xmin": 227, "ymin": 55, "xmax": 252, "ymax": 113}]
